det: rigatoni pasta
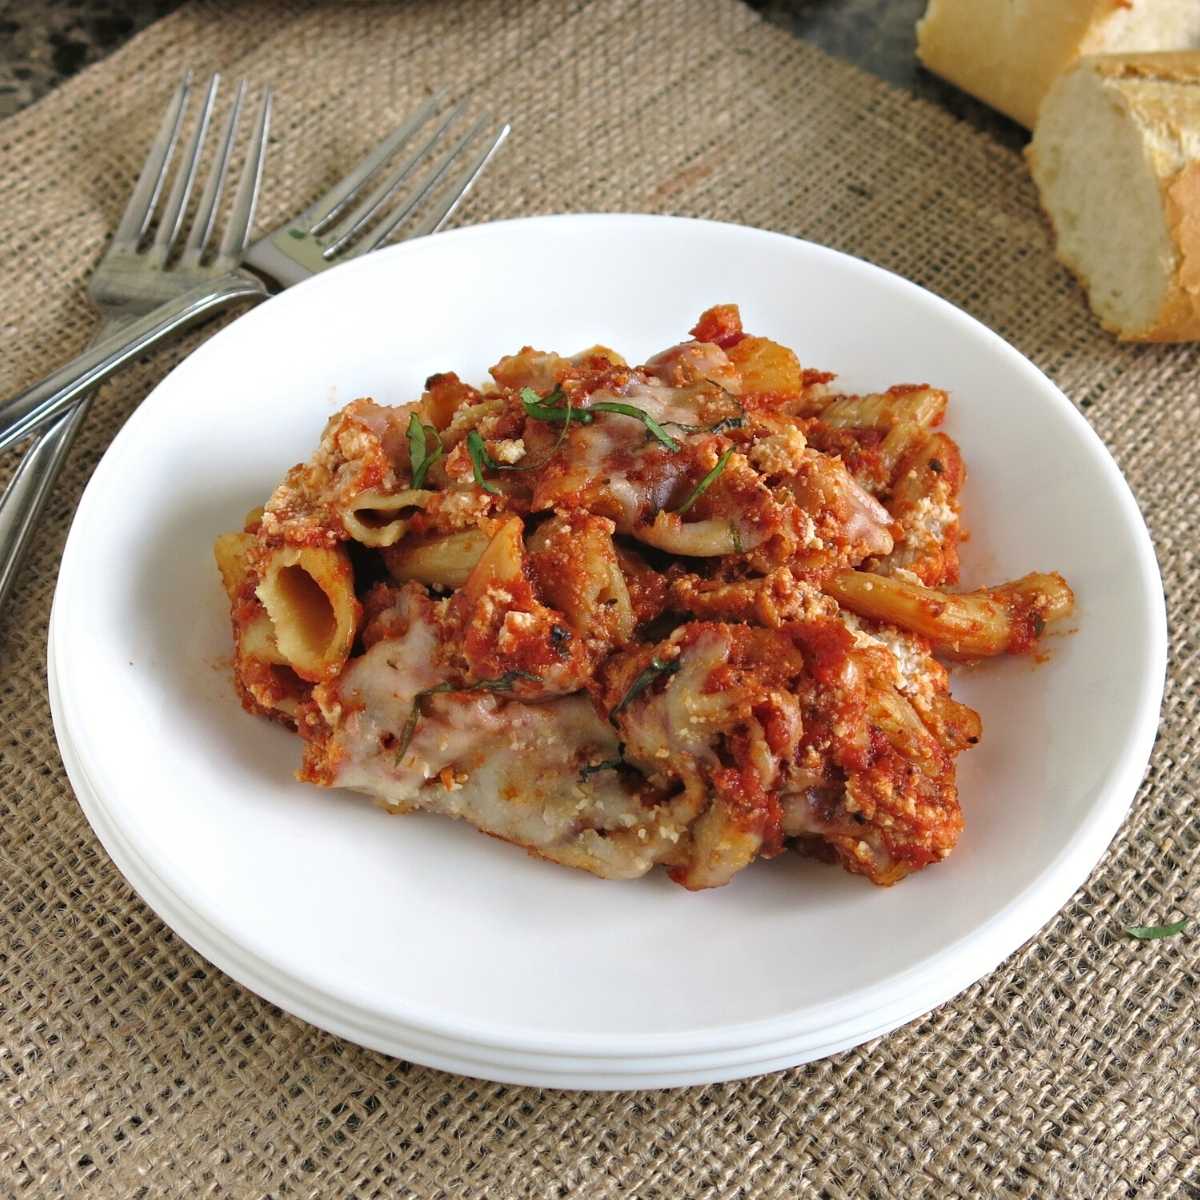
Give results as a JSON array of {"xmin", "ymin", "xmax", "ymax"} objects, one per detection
[
  {"xmin": 383, "ymin": 527, "xmax": 491, "ymax": 589},
  {"xmin": 215, "ymin": 304, "xmax": 1073, "ymax": 891},
  {"xmin": 826, "ymin": 569, "xmax": 1074, "ymax": 659},
  {"xmin": 340, "ymin": 488, "xmax": 434, "ymax": 548},
  {"xmin": 254, "ymin": 545, "xmax": 359, "ymax": 682}
]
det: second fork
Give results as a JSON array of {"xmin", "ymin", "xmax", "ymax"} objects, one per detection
[{"xmin": 0, "ymin": 85, "xmax": 509, "ymax": 621}]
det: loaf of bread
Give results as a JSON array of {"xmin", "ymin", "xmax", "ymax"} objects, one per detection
[
  {"xmin": 916, "ymin": 0, "xmax": 1200, "ymax": 128},
  {"xmin": 1026, "ymin": 52, "xmax": 1200, "ymax": 341}
]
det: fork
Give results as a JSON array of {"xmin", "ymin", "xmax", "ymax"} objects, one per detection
[
  {"xmin": 0, "ymin": 72, "xmax": 271, "ymax": 615},
  {"xmin": 0, "ymin": 91, "xmax": 508, "ymax": 453},
  {"xmin": 0, "ymin": 87, "xmax": 509, "ymax": 616}
]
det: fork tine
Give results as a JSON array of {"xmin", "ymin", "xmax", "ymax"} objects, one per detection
[
  {"xmin": 111, "ymin": 73, "xmax": 191, "ymax": 250},
  {"xmin": 319, "ymin": 102, "xmax": 464, "ymax": 257},
  {"xmin": 407, "ymin": 122, "xmax": 510, "ymax": 241},
  {"xmin": 217, "ymin": 86, "xmax": 273, "ymax": 265},
  {"xmin": 347, "ymin": 116, "xmax": 491, "ymax": 258},
  {"xmin": 151, "ymin": 73, "xmax": 220, "ymax": 258},
  {"xmin": 180, "ymin": 78, "xmax": 246, "ymax": 263},
  {"xmin": 307, "ymin": 90, "xmax": 446, "ymax": 234}
]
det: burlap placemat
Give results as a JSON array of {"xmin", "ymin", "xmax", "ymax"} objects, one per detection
[{"xmin": 1, "ymin": 1, "xmax": 1196, "ymax": 1195}]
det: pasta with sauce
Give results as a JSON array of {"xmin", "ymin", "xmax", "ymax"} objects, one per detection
[{"xmin": 215, "ymin": 304, "xmax": 1073, "ymax": 890}]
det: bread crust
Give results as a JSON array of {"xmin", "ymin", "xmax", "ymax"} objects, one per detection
[
  {"xmin": 1154, "ymin": 161, "xmax": 1200, "ymax": 341},
  {"xmin": 1027, "ymin": 52, "xmax": 1200, "ymax": 342},
  {"xmin": 916, "ymin": 0, "xmax": 1132, "ymax": 128}
]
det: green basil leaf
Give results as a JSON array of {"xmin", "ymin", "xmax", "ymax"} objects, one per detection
[
  {"xmin": 396, "ymin": 680, "xmax": 455, "ymax": 760},
  {"xmin": 674, "ymin": 448, "xmax": 734, "ymax": 516},
  {"xmin": 407, "ymin": 414, "xmax": 444, "ymax": 489},
  {"xmin": 464, "ymin": 394, "xmax": 580, "ymax": 487},
  {"xmin": 520, "ymin": 386, "xmax": 593, "ymax": 425},
  {"xmin": 407, "ymin": 413, "xmax": 426, "ymax": 476},
  {"xmin": 663, "ymin": 410, "xmax": 745, "ymax": 436},
  {"xmin": 578, "ymin": 757, "xmax": 625, "ymax": 782},
  {"xmin": 472, "ymin": 670, "xmax": 541, "ymax": 692},
  {"xmin": 708, "ymin": 414, "xmax": 746, "ymax": 435},
  {"xmin": 424, "ymin": 427, "xmax": 445, "ymax": 482},
  {"xmin": 1126, "ymin": 918, "xmax": 1189, "ymax": 940},
  {"xmin": 611, "ymin": 657, "xmax": 680, "ymax": 723},
  {"xmin": 466, "ymin": 429, "xmax": 501, "ymax": 495},
  {"xmin": 503, "ymin": 389, "xmax": 577, "ymax": 471},
  {"xmin": 397, "ymin": 671, "xmax": 541, "ymax": 760},
  {"xmin": 588, "ymin": 401, "xmax": 680, "ymax": 452},
  {"xmin": 520, "ymin": 389, "xmax": 681, "ymax": 452}
]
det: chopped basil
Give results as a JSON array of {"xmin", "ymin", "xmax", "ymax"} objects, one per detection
[
  {"xmin": 521, "ymin": 387, "xmax": 680, "ymax": 452},
  {"xmin": 407, "ymin": 414, "xmax": 427, "ymax": 481},
  {"xmin": 466, "ymin": 429, "xmax": 501, "ymax": 494},
  {"xmin": 611, "ymin": 657, "xmax": 680, "ymax": 722},
  {"xmin": 504, "ymin": 388, "xmax": 575, "ymax": 470},
  {"xmin": 520, "ymin": 386, "xmax": 591, "ymax": 425},
  {"xmin": 1126, "ymin": 918, "xmax": 1189, "ymax": 940},
  {"xmin": 664, "ymin": 411, "xmax": 745, "ymax": 435},
  {"xmin": 674, "ymin": 448, "xmax": 734, "ymax": 516},
  {"xmin": 588, "ymin": 401, "xmax": 680, "ymax": 451},
  {"xmin": 709, "ymin": 414, "xmax": 746, "ymax": 435},
  {"xmin": 578, "ymin": 757, "xmax": 625, "ymax": 782},
  {"xmin": 397, "ymin": 681, "xmax": 456, "ymax": 759},
  {"xmin": 407, "ymin": 413, "xmax": 444, "ymax": 489},
  {"xmin": 461, "ymin": 389, "xmax": 577, "ymax": 479},
  {"xmin": 397, "ymin": 670, "xmax": 541, "ymax": 760},
  {"xmin": 472, "ymin": 670, "xmax": 541, "ymax": 692}
]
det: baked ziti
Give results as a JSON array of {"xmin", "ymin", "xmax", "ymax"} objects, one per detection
[{"xmin": 215, "ymin": 305, "xmax": 1073, "ymax": 889}]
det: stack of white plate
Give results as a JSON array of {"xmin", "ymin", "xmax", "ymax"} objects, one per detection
[{"xmin": 47, "ymin": 217, "xmax": 1165, "ymax": 1088}]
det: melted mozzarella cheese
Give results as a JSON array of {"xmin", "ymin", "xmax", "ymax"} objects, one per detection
[
  {"xmin": 312, "ymin": 592, "xmax": 690, "ymax": 879},
  {"xmin": 535, "ymin": 376, "xmax": 712, "ymax": 529},
  {"xmin": 620, "ymin": 629, "xmax": 737, "ymax": 780}
]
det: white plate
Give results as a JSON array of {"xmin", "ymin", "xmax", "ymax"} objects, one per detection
[
  {"xmin": 46, "ymin": 660, "xmax": 983, "ymax": 1087},
  {"xmin": 49, "ymin": 214, "xmax": 1166, "ymax": 1088}
]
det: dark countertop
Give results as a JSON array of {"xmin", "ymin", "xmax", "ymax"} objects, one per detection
[
  {"xmin": 752, "ymin": 0, "xmax": 1025, "ymax": 147},
  {"xmin": 0, "ymin": 0, "xmax": 181, "ymax": 116},
  {"xmin": 0, "ymin": 0, "xmax": 1026, "ymax": 146}
]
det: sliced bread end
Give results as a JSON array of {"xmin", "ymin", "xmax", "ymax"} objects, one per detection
[{"xmin": 1027, "ymin": 54, "xmax": 1200, "ymax": 342}]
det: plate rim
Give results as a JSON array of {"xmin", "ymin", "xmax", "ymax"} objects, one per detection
[
  {"xmin": 48, "ymin": 645, "xmax": 934, "ymax": 1087},
  {"xmin": 49, "ymin": 212, "xmax": 1169, "ymax": 1072}
]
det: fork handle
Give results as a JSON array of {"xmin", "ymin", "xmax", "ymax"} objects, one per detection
[
  {"xmin": 0, "ymin": 270, "xmax": 269, "ymax": 454},
  {"xmin": 0, "ymin": 401, "xmax": 91, "ymax": 616}
]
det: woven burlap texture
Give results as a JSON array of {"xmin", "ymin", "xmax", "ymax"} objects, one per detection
[{"xmin": 1, "ymin": 1, "xmax": 1197, "ymax": 1196}]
